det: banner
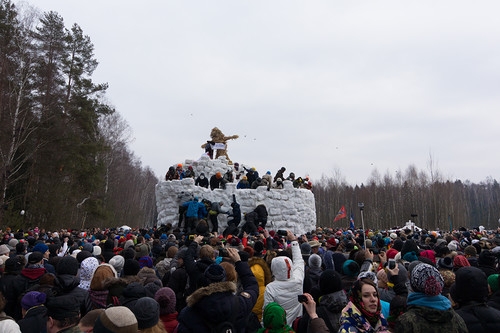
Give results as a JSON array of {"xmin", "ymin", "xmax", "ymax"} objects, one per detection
[{"xmin": 333, "ymin": 205, "xmax": 347, "ymax": 222}]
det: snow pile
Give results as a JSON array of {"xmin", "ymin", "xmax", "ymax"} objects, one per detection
[{"xmin": 155, "ymin": 156, "xmax": 316, "ymax": 235}]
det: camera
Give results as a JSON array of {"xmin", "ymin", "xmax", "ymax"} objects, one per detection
[
  {"xmin": 219, "ymin": 248, "xmax": 230, "ymax": 257},
  {"xmin": 277, "ymin": 230, "xmax": 288, "ymax": 236},
  {"xmin": 388, "ymin": 259, "xmax": 396, "ymax": 269},
  {"xmin": 297, "ymin": 295, "xmax": 308, "ymax": 303}
]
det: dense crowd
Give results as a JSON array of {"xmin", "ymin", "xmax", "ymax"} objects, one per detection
[
  {"xmin": 0, "ymin": 223, "xmax": 499, "ymax": 332},
  {"xmin": 165, "ymin": 164, "xmax": 313, "ymax": 191}
]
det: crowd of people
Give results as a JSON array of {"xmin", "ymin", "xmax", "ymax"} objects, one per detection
[
  {"xmin": 0, "ymin": 223, "xmax": 499, "ymax": 332},
  {"xmin": 166, "ymin": 164, "xmax": 313, "ymax": 191}
]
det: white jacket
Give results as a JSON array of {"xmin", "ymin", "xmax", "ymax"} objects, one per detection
[{"xmin": 263, "ymin": 240, "xmax": 305, "ymax": 326}]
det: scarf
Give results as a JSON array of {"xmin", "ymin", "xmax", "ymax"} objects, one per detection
[
  {"xmin": 407, "ymin": 292, "xmax": 451, "ymax": 311},
  {"xmin": 89, "ymin": 289, "xmax": 109, "ymax": 309},
  {"xmin": 350, "ymin": 287, "xmax": 382, "ymax": 328}
]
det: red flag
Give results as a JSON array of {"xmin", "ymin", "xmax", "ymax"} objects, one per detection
[{"xmin": 333, "ymin": 205, "xmax": 347, "ymax": 222}]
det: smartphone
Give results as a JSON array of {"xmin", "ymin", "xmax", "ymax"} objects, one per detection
[
  {"xmin": 388, "ymin": 258, "xmax": 396, "ymax": 269},
  {"xmin": 297, "ymin": 295, "xmax": 308, "ymax": 303}
]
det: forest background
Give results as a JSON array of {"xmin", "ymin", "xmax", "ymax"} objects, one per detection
[{"xmin": 1, "ymin": 2, "xmax": 499, "ymax": 232}]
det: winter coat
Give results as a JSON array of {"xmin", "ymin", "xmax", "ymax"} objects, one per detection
[
  {"xmin": 249, "ymin": 256, "xmax": 272, "ymax": 322},
  {"xmin": 297, "ymin": 290, "xmax": 348, "ymax": 333},
  {"xmin": 455, "ymin": 302, "xmax": 500, "ymax": 333},
  {"xmin": 487, "ymin": 290, "xmax": 500, "ymax": 311},
  {"xmin": 394, "ymin": 292, "xmax": 467, "ymax": 333},
  {"xmin": 160, "ymin": 312, "xmax": 179, "ymax": 333},
  {"xmin": 3, "ymin": 267, "xmax": 46, "ymax": 320},
  {"xmin": 195, "ymin": 174, "xmax": 209, "ymax": 188},
  {"xmin": 338, "ymin": 301, "xmax": 389, "ymax": 333},
  {"xmin": 237, "ymin": 179, "xmax": 250, "ymax": 189},
  {"xmin": 167, "ymin": 266, "xmax": 188, "ymax": 312},
  {"xmin": 18, "ymin": 305, "xmax": 47, "ymax": 333},
  {"xmin": 264, "ymin": 240, "xmax": 305, "ymax": 326},
  {"xmin": 0, "ymin": 312, "xmax": 21, "ymax": 333},
  {"xmin": 176, "ymin": 261, "xmax": 258, "ymax": 332},
  {"xmin": 54, "ymin": 274, "xmax": 92, "ymax": 318}
]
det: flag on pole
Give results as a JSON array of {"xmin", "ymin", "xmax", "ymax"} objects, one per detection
[
  {"xmin": 349, "ymin": 213, "xmax": 355, "ymax": 229},
  {"xmin": 333, "ymin": 205, "xmax": 347, "ymax": 222}
]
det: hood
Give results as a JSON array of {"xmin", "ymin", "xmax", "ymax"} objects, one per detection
[
  {"xmin": 186, "ymin": 281, "xmax": 236, "ymax": 307},
  {"xmin": 271, "ymin": 256, "xmax": 294, "ymax": 281},
  {"xmin": 249, "ymin": 257, "xmax": 272, "ymax": 286},
  {"xmin": 319, "ymin": 290, "xmax": 348, "ymax": 313},
  {"xmin": 56, "ymin": 274, "xmax": 80, "ymax": 293}
]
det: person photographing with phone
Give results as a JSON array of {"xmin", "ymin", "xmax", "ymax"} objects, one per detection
[{"xmin": 263, "ymin": 230, "xmax": 305, "ymax": 326}]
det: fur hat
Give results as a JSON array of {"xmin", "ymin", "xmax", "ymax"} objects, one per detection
[
  {"xmin": 133, "ymin": 297, "xmax": 160, "ymax": 330},
  {"xmin": 204, "ymin": 263, "xmax": 226, "ymax": 284},
  {"xmin": 94, "ymin": 306, "xmax": 138, "ymax": 333},
  {"xmin": 57, "ymin": 256, "xmax": 80, "ymax": 276},
  {"xmin": 21, "ymin": 291, "xmax": 46, "ymax": 310},
  {"xmin": 155, "ymin": 287, "xmax": 176, "ymax": 315},
  {"xmin": 319, "ymin": 269, "xmax": 343, "ymax": 295},
  {"xmin": 410, "ymin": 263, "xmax": 444, "ymax": 296}
]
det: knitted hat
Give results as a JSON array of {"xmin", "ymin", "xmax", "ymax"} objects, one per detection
[
  {"xmin": 57, "ymin": 256, "xmax": 80, "ymax": 276},
  {"xmin": 32, "ymin": 243, "xmax": 48, "ymax": 254},
  {"xmin": 8, "ymin": 238, "xmax": 18, "ymax": 248},
  {"xmin": 21, "ymin": 291, "xmax": 46, "ymax": 310},
  {"xmin": 5, "ymin": 256, "xmax": 24, "ymax": 272},
  {"xmin": 418, "ymin": 250, "xmax": 436, "ymax": 265},
  {"xmin": 437, "ymin": 256, "xmax": 454, "ymax": 270},
  {"xmin": 79, "ymin": 257, "xmax": 99, "ymax": 290},
  {"xmin": 464, "ymin": 245, "xmax": 477, "ymax": 257},
  {"xmin": 133, "ymin": 297, "xmax": 160, "ymax": 330},
  {"xmin": 300, "ymin": 242, "xmax": 311, "ymax": 256},
  {"xmin": 93, "ymin": 246, "xmax": 102, "ymax": 256},
  {"xmin": 82, "ymin": 243, "xmax": 94, "ymax": 253},
  {"xmin": 123, "ymin": 259, "xmax": 141, "ymax": 276},
  {"xmin": 358, "ymin": 271, "xmax": 378, "ymax": 285},
  {"xmin": 94, "ymin": 306, "xmax": 138, "ymax": 333},
  {"xmin": 488, "ymin": 274, "xmax": 500, "ymax": 293},
  {"xmin": 308, "ymin": 254, "xmax": 322, "ymax": 268},
  {"xmin": 204, "ymin": 263, "xmax": 226, "ymax": 284},
  {"xmin": 410, "ymin": 263, "xmax": 444, "ymax": 296},
  {"xmin": 403, "ymin": 251, "xmax": 419, "ymax": 263},
  {"xmin": 262, "ymin": 302, "xmax": 291, "ymax": 332},
  {"xmin": 138, "ymin": 256, "xmax": 153, "ymax": 269},
  {"xmin": 0, "ymin": 244, "xmax": 10, "ymax": 255},
  {"xmin": 319, "ymin": 269, "xmax": 343, "ymax": 295},
  {"xmin": 453, "ymin": 255, "xmax": 470, "ymax": 269},
  {"xmin": 154, "ymin": 287, "xmax": 176, "ymax": 315},
  {"xmin": 76, "ymin": 250, "xmax": 93, "ymax": 264},
  {"xmin": 28, "ymin": 251, "xmax": 44, "ymax": 264},
  {"xmin": 342, "ymin": 260, "xmax": 360, "ymax": 277},
  {"xmin": 109, "ymin": 255, "xmax": 125, "ymax": 273}
]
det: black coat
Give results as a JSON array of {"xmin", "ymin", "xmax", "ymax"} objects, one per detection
[
  {"xmin": 18, "ymin": 305, "xmax": 48, "ymax": 333},
  {"xmin": 176, "ymin": 261, "xmax": 258, "ymax": 332},
  {"xmin": 456, "ymin": 302, "xmax": 500, "ymax": 333}
]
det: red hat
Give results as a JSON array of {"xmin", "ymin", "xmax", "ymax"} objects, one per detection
[{"xmin": 327, "ymin": 237, "xmax": 338, "ymax": 247}]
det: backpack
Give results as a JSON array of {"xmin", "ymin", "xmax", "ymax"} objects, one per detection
[{"xmin": 204, "ymin": 296, "xmax": 239, "ymax": 333}]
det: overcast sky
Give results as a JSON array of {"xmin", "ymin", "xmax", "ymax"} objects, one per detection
[{"xmin": 26, "ymin": 1, "xmax": 499, "ymax": 185}]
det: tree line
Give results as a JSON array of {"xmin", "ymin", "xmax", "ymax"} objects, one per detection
[
  {"xmin": 0, "ymin": 1, "xmax": 157, "ymax": 231},
  {"xmin": 2, "ymin": 2, "xmax": 498, "ymax": 233},
  {"xmin": 314, "ymin": 164, "xmax": 500, "ymax": 232}
]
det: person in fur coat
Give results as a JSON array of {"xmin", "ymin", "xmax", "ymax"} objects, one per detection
[{"xmin": 176, "ymin": 248, "xmax": 258, "ymax": 332}]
